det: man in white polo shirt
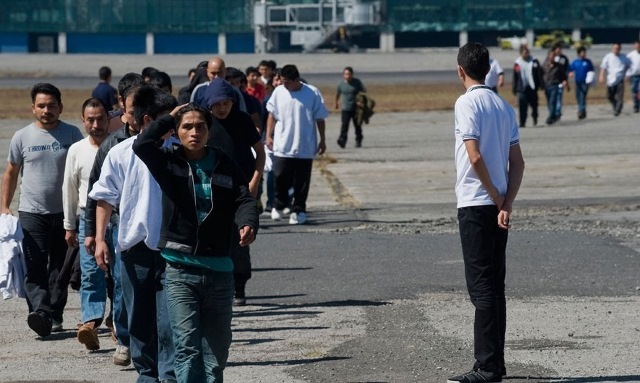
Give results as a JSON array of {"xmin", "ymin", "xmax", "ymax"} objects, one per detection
[{"xmin": 448, "ymin": 42, "xmax": 525, "ymax": 383}]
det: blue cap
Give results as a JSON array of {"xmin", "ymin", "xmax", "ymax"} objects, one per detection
[{"xmin": 205, "ymin": 78, "xmax": 236, "ymax": 108}]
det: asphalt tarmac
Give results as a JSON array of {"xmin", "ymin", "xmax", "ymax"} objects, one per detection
[{"xmin": 0, "ymin": 48, "xmax": 639, "ymax": 382}]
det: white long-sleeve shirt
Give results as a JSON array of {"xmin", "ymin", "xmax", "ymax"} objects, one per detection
[
  {"xmin": 88, "ymin": 136, "xmax": 162, "ymax": 252},
  {"xmin": 627, "ymin": 50, "xmax": 640, "ymax": 77},
  {"xmin": 62, "ymin": 137, "xmax": 98, "ymax": 231}
]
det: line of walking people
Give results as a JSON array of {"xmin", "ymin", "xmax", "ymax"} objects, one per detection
[
  {"xmin": 2, "ymin": 54, "xmax": 330, "ymax": 382},
  {"xmin": 511, "ymin": 40, "xmax": 640, "ymax": 127}
]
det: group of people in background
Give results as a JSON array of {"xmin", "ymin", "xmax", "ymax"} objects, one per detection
[
  {"xmin": 505, "ymin": 40, "xmax": 640, "ymax": 127},
  {"xmin": 1, "ymin": 55, "xmax": 360, "ymax": 382}
]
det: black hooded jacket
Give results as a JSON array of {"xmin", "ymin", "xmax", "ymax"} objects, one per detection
[{"xmin": 132, "ymin": 114, "xmax": 259, "ymax": 257}]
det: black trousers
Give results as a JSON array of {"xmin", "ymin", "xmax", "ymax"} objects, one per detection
[
  {"xmin": 338, "ymin": 110, "xmax": 362, "ymax": 144},
  {"xmin": 517, "ymin": 88, "xmax": 538, "ymax": 126},
  {"xmin": 458, "ymin": 205, "xmax": 508, "ymax": 374},
  {"xmin": 273, "ymin": 157, "xmax": 313, "ymax": 213},
  {"xmin": 19, "ymin": 211, "xmax": 68, "ymax": 323},
  {"xmin": 607, "ymin": 82, "xmax": 625, "ymax": 114}
]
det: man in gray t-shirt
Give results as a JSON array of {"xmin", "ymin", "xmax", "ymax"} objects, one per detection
[
  {"xmin": 1, "ymin": 83, "xmax": 83, "ymax": 337},
  {"xmin": 335, "ymin": 66, "xmax": 366, "ymax": 148}
]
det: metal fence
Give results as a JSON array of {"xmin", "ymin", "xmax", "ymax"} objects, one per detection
[{"xmin": 1, "ymin": 0, "xmax": 639, "ymax": 34}]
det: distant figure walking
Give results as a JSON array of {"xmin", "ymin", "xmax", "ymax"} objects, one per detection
[
  {"xmin": 569, "ymin": 46, "xmax": 595, "ymax": 119},
  {"xmin": 512, "ymin": 46, "xmax": 544, "ymax": 128},
  {"xmin": 335, "ymin": 66, "xmax": 366, "ymax": 148},
  {"xmin": 599, "ymin": 42, "xmax": 631, "ymax": 116},
  {"xmin": 91, "ymin": 66, "xmax": 118, "ymax": 112},
  {"xmin": 266, "ymin": 65, "xmax": 329, "ymax": 225}
]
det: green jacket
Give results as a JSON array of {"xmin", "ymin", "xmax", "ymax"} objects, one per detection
[{"xmin": 355, "ymin": 93, "xmax": 376, "ymax": 126}]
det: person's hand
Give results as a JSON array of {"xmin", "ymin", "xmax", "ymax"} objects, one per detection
[
  {"xmin": 65, "ymin": 230, "xmax": 78, "ymax": 248},
  {"xmin": 335, "ymin": 102, "xmax": 339, "ymax": 110},
  {"xmin": 85, "ymin": 236, "xmax": 96, "ymax": 255},
  {"xmin": 317, "ymin": 140, "xmax": 326, "ymax": 155},
  {"xmin": 94, "ymin": 239, "xmax": 110, "ymax": 272},
  {"xmin": 1, "ymin": 207, "xmax": 13, "ymax": 216},
  {"xmin": 170, "ymin": 103, "xmax": 189, "ymax": 117},
  {"xmin": 266, "ymin": 136, "xmax": 273, "ymax": 151},
  {"xmin": 497, "ymin": 210, "xmax": 511, "ymax": 230},
  {"xmin": 497, "ymin": 199, "xmax": 513, "ymax": 230},
  {"xmin": 238, "ymin": 226, "xmax": 256, "ymax": 247}
]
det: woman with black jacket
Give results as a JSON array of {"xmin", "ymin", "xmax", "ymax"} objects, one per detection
[{"xmin": 132, "ymin": 103, "xmax": 258, "ymax": 383}]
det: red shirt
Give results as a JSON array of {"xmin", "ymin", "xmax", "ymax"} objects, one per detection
[{"xmin": 246, "ymin": 82, "xmax": 266, "ymax": 102}]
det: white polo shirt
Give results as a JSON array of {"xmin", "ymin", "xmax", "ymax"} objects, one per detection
[{"xmin": 454, "ymin": 85, "xmax": 520, "ymax": 208}]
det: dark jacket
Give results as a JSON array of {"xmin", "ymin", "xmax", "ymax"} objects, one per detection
[
  {"xmin": 85, "ymin": 123, "xmax": 134, "ymax": 237},
  {"xmin": 512, "ymin": 58, "xmax": 544, "ymax": 94},
  {"xmin": 543, "ymin": 54, "xmax": 570, "ymax": 86},
  {"xmin": 132, "ymin": 114, "xmax": 259, "ymax": 257}
]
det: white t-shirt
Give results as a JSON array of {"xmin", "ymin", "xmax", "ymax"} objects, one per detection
[
  {"xmin": 454, "ymin": 85, "xmax": 520, "ymax": 208},
  {"xmin": 266, "ymin": 83, "xmax": 329, "ymax": 159},
  {"xmin": 62, "ymin": 137, "xmax": 98, "ymax": 230},
  {"xmin": 88, "ymin": 136, "xmax": 162, "ymax": 252},
  {"xmin": 484, "ymin": 58, "xmax": 504, "ymax": 89},
  {"xmin": 600, "ymin": 52, "xmax": 631, "ymax": 86}
]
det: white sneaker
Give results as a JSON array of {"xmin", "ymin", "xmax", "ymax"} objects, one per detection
[
  {"xmin": 289, "ymin": 212, "xmax": 307, "ymax": 225},
  {"xmin": 283, "ymin": 207, "xmax": 291, "ymax": 215},
  {"xmin": 113, "ymin": 345, "xmax": 131, "ymax": 366},
  {"xmin": 271, "ymin": 208, "xmax": 283, "ymax": 220}
]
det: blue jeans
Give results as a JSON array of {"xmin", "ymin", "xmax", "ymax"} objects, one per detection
[
  {"xmin": 165, "ymin": 264, "xmax": 233, "ymax": 383},
  {"xmin": 545, "ymin": 84, "xmax": 561, "ymax": 122},
  {"xmin": 574, "ymin": 82, "xmax": 589, "ymax": 114},
  {"xmin": 78, "ymin": 210, "xmax": 107, "ymax": 323},
  {"xmin": 630, "ymin": 75, "xmax": 640, "ymax": 111},
  {"xmin": 458, "ymin": 205, "xmax": 508, "ymax": 374},
  {"xmin": 109, "ymin": 218, "xmax": 129, "ymax": 347},
  {"xmin": 121, "ymin": 243, "xmax": 175, "ymax": 383}
]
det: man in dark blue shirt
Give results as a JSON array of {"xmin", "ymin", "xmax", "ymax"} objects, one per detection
[
  {"xmin": 91, "ymin": 66, "xmax": 118, "ymax": 112},
  {"xmin": 569, "ymin": 46, "xmax": 595, "ymax": 119}
]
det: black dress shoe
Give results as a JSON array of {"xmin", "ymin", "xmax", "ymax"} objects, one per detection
[{"xmin": 27, "ymin": 312, "xmax": 52, "ymax": 337}]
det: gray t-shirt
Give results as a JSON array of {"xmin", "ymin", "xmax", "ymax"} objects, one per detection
[
  {"xmin": 337, "ymin": 78, "xmax": 366, "ymax": 111},
  {"xmin": 8, "ymin": 121, "xmax": 83, "ymax": 214}
]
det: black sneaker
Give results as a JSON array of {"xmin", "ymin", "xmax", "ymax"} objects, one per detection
[
  {"xmin": 27, "ymin": 312, "xmax": 52, "ymax": 337},
  {"xmin": 233, "ymin": 291, "xmax": 247, "ymax": 306},
  {"xmin": 447, "ymin": 369, "xmax": 502, "ymax": 383},
  {"xmin": 51, "ymin": 320, "xmax": 63, "ymax": 332},
  {"xmin": 337, "ymin": 139, "xmax": 346, "ymax": 149}
]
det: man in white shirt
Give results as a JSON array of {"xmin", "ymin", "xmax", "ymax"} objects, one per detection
[
  {"xmin": 599, "ymin": 42, "xmax": 631, "ymax": 116},
  {"xmin": 448, "ymin": 43, "xmax": 525, "ymax": 383},
  {"xmin": 484, "ymin": 57, "xmax": 504, "ymax": 94},
  {"xmin": 626, "ymin": 40, "xmax": 640, "ymax": 113},
  {"xmin": 62, "ymin": 98, "xmax": 111, "ymax": 351},
  {"xmin": 89, "ymin": 85, "xmax": 177, "ymax": 382},
  {"xmin": 266, "ymin": 65, "xmax": 329, "ymax": 225}
]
